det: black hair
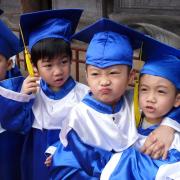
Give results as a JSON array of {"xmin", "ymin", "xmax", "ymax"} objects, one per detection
[{"xmin": 31, "ymin": 38, "xmax": 72, "ymax": 67}]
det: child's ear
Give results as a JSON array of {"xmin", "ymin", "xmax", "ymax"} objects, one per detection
[
  {"xmin": 7, "ymin": 59, "xmax": 13, "ymax": 71},
  {"xmin": 128, "ymin": 69, "xmax": 136, "ymax": 86},
  {"xmin": 174, "ymin": 93, "xmax": 180, "ymax": 107},
  {"xmin": 32, "ymin": 65, "xmax": 39, "ymax": 77}
]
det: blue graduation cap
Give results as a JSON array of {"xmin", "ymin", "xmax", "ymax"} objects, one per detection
[
  {"xmin": 142, "ymin": 33, "xmax": 180, "ymax": 60},
  {"xmin": 0, "ymin": 9, "xmax": 3, "ymax": 15},
  {"xmin": 72, "ymin": 18, "xmax": 147, "ymax": 68},
  {"xmin": 141, "ymin": 55, "xmax": 180, "ymax": 90},
  {"xmin": 140, "ymin": 42, "xmax": 180, "ymax": 89},
  {"xmin": 0, "ymin": 20, "xmax": 21, "ymax": 59},
  {"xmin": 20, "ymin": 9, "xmax": 83, "ymax": 51}
]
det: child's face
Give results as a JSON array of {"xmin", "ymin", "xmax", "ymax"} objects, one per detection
[
  {"xmin": 139, "ymin": 74, "xmax": 180, "ymax": 123},
  {"xmin": 0, "ymin": 54, "xmax": 12, "ymax": 81},
  {"xmin": 86, "ymin": 64, "xmax": 131, "ymax": 106},
  {"xmin": 36, "ymin": 54, "xmax": 71, "ymax": 91}
]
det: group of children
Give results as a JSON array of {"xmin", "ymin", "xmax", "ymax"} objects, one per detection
[{"xmin": 0, "ymin": 8, "xmax": 179, "ymax": 180}]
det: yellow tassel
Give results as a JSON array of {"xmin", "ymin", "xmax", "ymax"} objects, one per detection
[
  {"xmin": 24, "ymin": 48, "xmax": 34, "ymax": 76},
  {"xmin": 19, "ymin": 24, "xmax": 34, "ymax": 77},
  {"xmin": 134, "ymin": 42, "xmax": 144, "ymax": 127},
  {"xmin": 134, "ymin": 79, "xmax": 141, "ymax": 127}
]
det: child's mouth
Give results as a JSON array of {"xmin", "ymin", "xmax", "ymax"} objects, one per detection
[
  {"xmin": 145, "ymin": 105, "xmax": 155, "ymax": 113},
  {"xmin": 54, "ymin": 78, "xmax": 64, "ymax": 84},
  {"xmin": 99, "ymin": 88, "xmax": 111, "ymax": 94}
]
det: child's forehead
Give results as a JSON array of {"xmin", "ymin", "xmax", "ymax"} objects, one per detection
[
  {"xmin": 140, "ymin": 74, "xmax": 176, "ymax": 88},
  {"xmin": 40, "ymin": 54, "xmax": 70, "ymax": 62},
  {"xmin": 87, "ymin": 64, "xmax": 129, "ymax": 70}
]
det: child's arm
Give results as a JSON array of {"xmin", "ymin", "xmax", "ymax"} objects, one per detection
[
  {"xmin": 141, "ymin": 125, "xmax": 174, "ymax": 159},
  {"xmin": 49, "ymin": 130, "xmax": 112, "ymax": 179},
  {"xmin": 141, "ymin": 108, "xmax": 180, "ymax": 159},
  {"xmin": 101, "ymin": 146, "xmax": 180, "ymax": 180},
  {"xmin": 0, "ymin": 76, "xmax": 38, "ymax": 133},
  {"xmin": 161, "ymin": 107, "xmax": 180, "ymax": 132}
]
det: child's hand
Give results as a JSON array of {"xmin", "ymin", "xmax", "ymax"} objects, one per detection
[
  {"xmin": 44, "ymin": 155, "xmax": 52, "ymax": 167},
  {"xmin": 140, "ymin": 125, "xmax": 175, "ymax": 159},
  {"xmin": 21, "ymin": 75, "xmax": 40, "ymax": 94}
]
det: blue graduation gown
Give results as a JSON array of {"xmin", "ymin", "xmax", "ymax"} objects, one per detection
[
  {"xmin": 50, "ymin": 91, "xmax": 137, "ymax": 179},
  {"xmin": 50, "ymin": 130, "xmax": 112, "ymax": 179},
  {"xmin": 0, "ymin": 72, "xmax": 25, "ymax": 180},
  {"xmin": 0, "ymin": 76, "xmax": 88, "ymax": 180},
  {"xmin": 50, "ymin": 93, "xmax": 180, "ymax": 180},
  {"xmin": 6, "ymin": 65, "xmax": 22, "ymax": 79},
  {"xmin": 101, "ymin": 124, "xmax": 180, "ymax": 180}
]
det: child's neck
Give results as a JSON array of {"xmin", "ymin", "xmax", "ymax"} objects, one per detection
[
  {"xmin": 142, "ymin": 117, "xmax": 162, "ymax": 129},
  {"xmin": 48, "ymin": 85, "xmax": 61, "ymax": 92},
  {"xmin": 145, "ymin": 117, "xmax": 162, "ymax": 124}
]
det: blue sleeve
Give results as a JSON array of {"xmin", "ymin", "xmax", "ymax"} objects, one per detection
[
  {"xmin": 0, "ymin": 77, "xmax": 34, "ymax": 134},
  {"xmin": 0, "ymin": 97, "xmax": 34, "ymax": 134},
  {"xmin": 109, "ymin": 147, "xmax": 180, "ymax": 180},
  {"xmin": 6, "ymin": 65, "xmax": 22, "ymax": 79},
  {"xmin": 50, "ymin": 130, "xmax": 112, "ymax": 179},
  {"xmin": 67, "ymin": 130, "xmax": 112, "ymax": 177},
  {"xmin": 167, "ymin": 107, "xmax": 180, "ymax": 123}
]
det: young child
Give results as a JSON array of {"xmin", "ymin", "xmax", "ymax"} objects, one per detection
[
  {"xmin": 101, "ymin": 51, "xmax": 180, "ymax": 180},
  {"xmin": 49, "ymin": 18, "xmax": 180, "ymax": 179},
  {"xmin": 0, "ymin": 19, "xmax": 24, "ymax": 180},
  {"xmin": 0, "ymin": 9, "xmax": 89, "ymax": 180},
  {"xmin": 0, "ymin": 21, "xmax": 21, "ymax": 81}
]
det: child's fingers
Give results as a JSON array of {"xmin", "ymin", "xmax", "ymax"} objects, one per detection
[
  {"xmin": 141, "ymin": 143, "xmax": 156, "ymax": 155},
  {"xmin": 150, "ymin": 142, "xmax": 164, "ymax": 159},
  {"xmin": 26, "ymin": 76, "xmax": 40, "ymax": 83},
  {"xmin": 44, "ymin": 155, "xmax": 52, "ymax": 167},
  {"xmin": 162, "ymin": 148, "xmax": 168, "ymax": 160},
  {"xmin": 151, "ymin": 149, "xmax": 163, "ymax": 159},
  {"xmin": 26, "ymin": 81, "xmax": 39, "ymax": 88},
  {"xmin": 27, "ymin": 87, "xmax": 39, "ymax": 94},
  {"xmin": 140, "ymin": 133, "xmax": 157, "ymax": 153}
]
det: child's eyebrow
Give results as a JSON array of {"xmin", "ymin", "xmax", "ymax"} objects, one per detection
[
  {"xmin": 156, "ymin": 85, "xmax": 169, "ymax": 89},
  {"xmin": 42, "ymin": 59, "xmax": 50, "ymax": 62},
  {"xmin": 139, "ymin": 83, "xmax": 148, "ymax": 87}
]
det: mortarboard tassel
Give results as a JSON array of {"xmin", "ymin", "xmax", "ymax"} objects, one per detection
[
  {"xmin": 19, "ymin": 24, "xmax": 34, "ymax": 77},
  {"xmin": 134, "ymin": 42, "xmax": 144, "ymax": 127}
]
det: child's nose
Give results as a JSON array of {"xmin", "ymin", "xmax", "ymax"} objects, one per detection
[
  {"xmin": 53, "ymin": 66, "xmax": 63, "ymax": 75},
  {"xmin": 147, "ymin": 92, "xmax": 156, "ymax": 103},
  {"xmin": 100, "ymin": 77, "xmax": 111, "ymax": 86}
]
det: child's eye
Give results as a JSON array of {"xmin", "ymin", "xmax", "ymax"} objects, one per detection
[
  {"xmin": 45, "ymin": 64, "xmax": 52, "ymax": 67},
  {"xmin": 91, "ymin": 72, "xmax": 98, "ymax": 76},
  {"xmin": 158, "ymin": 90, "xmax": 166, "ymax": 94},
  {"xmin": 62, "ymin": 59, "xmax": 68, "ymax": 64},
  {"xmin": 140, "ymin": 87, "xmax": 147, "ymax": 92},
  {"xmin": 110, "ymin": 71, "xmax": 119, "ymax": 75}
]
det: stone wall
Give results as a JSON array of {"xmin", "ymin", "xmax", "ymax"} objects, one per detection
[
  {"xmin": 0, "ymin": 0, "xmax": 22, "ymax": 30},
  {"xmin": 113, "ymin": 0, "xmax": 180, "ymax": 15},
  {"xmin": 52, "ymin": 0, "xmax": 103, "ymax": 24}
]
